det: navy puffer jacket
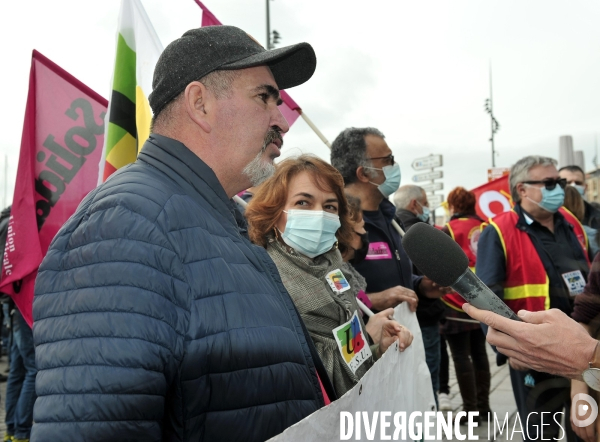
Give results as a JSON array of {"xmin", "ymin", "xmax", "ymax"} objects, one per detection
[{"xmin": 32, "ymin": 134, "xmax": 333, "ymax": 441}]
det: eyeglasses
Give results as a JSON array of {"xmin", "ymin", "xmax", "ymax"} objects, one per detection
[
  {"xmin": 522, "ymin": 178, "xmax": 567, "ymax": 191},
  {"xmin": 366, "ymin": 154, "xmax": 395, "ymax": 165}
]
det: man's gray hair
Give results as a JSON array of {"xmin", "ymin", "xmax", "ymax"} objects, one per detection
[
  {"xmin": 394, "ymin": 185, "xmax": 425, "ymax": 209},
  {"xmin": 509, "ymin": 155, "xmax": 558, "ymax": 203},
  {"xmin": 330, "ymin": 127, "xmax": 385, "ymax": 185},
  {"xmin": 151, "ymin": 70, "xmax": 241, "ymax": 131}
]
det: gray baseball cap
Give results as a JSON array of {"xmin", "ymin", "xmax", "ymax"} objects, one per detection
[{"xmin": 149, "ymin": 25, "xmax": 316, "ymax": 115}]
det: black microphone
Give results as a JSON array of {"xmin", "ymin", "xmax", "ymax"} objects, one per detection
[{"xmin": 402, "ymin": 222, "xmax": 520, "ymax": 321}]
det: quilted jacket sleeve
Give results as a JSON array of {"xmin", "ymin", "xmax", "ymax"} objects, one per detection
[{"xmin": 31, "ymin": 189, "xmax": 189, "ymax": 441}]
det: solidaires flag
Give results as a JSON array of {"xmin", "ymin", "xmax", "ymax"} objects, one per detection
[{"xmin": 99, "ymin": 0, "xmax": 163, "ymax": 182}]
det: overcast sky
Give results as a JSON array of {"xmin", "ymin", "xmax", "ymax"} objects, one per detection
[{"xmin": 1, "ymin": 0, "xmax": 599, "ymax": 211}]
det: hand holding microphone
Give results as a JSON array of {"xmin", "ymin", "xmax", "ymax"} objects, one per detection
[{"xmin": 401, "ymin": 223, "xmax": 520, "ymax": 321}]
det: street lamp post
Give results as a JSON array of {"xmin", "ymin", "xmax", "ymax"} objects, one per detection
[
  {"xmin": 266, "ymin": 0, "xmax": 281, "ymax": 50},
  {"xmin": 266, "ymin": 0, "xmax": 271, "ymax": 49},
  {"xmin": 484, "ymin": 65, "xmax": 500, "ymax": 168}
]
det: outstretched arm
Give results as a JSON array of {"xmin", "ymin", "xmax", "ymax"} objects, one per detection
[{"xmin": 463, "ymin": 303, "xmax": 598, "ymax": 380}]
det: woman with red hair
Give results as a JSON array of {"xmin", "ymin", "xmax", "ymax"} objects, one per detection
[
  {"xmin": 441, "ymin": 186, "xmax": 491, "ymax": 421},
  {"xmin": 246, "ymin": 155, "xmax": 412, "ymax": 396}
]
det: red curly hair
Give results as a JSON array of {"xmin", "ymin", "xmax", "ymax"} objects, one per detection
[
  {"xmin": 447, "ymin": 186, "xmax": 476, "ymax": 215},
  {"xmin": 245, "ymin": 155, "xmax": 354, "ymax": 250}
]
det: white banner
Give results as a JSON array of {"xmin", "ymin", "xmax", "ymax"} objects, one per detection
[{"xmin": 268, "ymin": 303, "xmax": 436, "ymax": 442}]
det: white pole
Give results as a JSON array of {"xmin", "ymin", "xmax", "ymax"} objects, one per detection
[
  {"xmin": 233, "ymin": 195, "xmax": 247, "ymax": 207},
  {"xmin": 356, "ymin": 298, "xmax": 374, "ymax": 317},
  {"xmin": 391, "ymin": 219, "xmax": 405, "ymax": 237},
  {"xmin": 300, "ymin": 112, "xmax": 331, "ymax": 149}
]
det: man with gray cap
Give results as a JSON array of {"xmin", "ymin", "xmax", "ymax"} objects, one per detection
[{"xmin": 32, "ymin": 26, "xmax": 334, "ymax": 441}]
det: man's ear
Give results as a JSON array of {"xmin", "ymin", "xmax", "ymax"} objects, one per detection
[
  {"xmin": 409, "ymin": 199, "xmax": 418, "ymax": 212},
  {"xmin": 356, "ymin": 166, "xmax": 371, "ymax": 183},
  {"xmin": 184, "ymin": 81, "xmax": 212, "ymax": 134},
  {"xmin": 516, "ymin": 182, "xmax": 527, "ymax": 199}
]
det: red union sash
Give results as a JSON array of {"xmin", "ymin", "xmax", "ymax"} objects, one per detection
[{"xmin": 0, "ymin": 50, "xmax": 108, "ymax": 326}]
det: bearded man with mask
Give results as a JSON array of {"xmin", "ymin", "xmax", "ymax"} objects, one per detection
[
  {"xmin": 330, "ymin": 127, "xmax": 446, "ymax": 403},
  {"xmin": 31, "ymin": 26, "xmax": 335, "ymax": 441},
  {"xmin": 477, "ymin": 155, "xmax": 591, "ymax": 441}
]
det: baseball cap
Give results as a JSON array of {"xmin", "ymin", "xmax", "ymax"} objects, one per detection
[{"xmin": 149, "ymin": 25, "xmax": 316, "ymax": 115}]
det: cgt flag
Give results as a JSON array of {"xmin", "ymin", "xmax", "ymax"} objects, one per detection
[
  {"xmin": 472, "ymin": 174, "xmax": 512, "ymax": 222},
  {"xmin": 442, "ymin": 175, "xmax": 513, "ymax": 310},
  {"xmin": 194, "ymin": 0, "xmax": 303, "ymax": 126},
  {"xmin": 99, "ymin": 0, "xmax": 163, "ymax": 182},
  {"xmin": 0, "ymin": 50, "xmax": 108, "ymax": 326}
]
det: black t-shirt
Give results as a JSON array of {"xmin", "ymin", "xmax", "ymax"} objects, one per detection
[
  {"xmin": 353, "ymin": 200, "xmax": 447, "ymax": 326},
  {"xmin": 355, "ymin": 202, "xmax": 413, "ymax": 294}
]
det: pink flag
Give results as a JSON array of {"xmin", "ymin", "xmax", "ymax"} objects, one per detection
[
  {"xmin": 279, "ymin": 90, "xmax": 302, "ymax": 126},
  {"xmin": 193, "ymin": 0, "xmax": 303, "ymax": 126},
  {"xmin": 0, "ymin": 50, "xmax": 108, "ymax": 326},
  {"xmin": 196, "ymin": 0, "xmax": 221, "ymax": 27}
]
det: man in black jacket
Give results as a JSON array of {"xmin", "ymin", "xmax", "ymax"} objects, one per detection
[
  {"xmin": 394, "ymin": 184, "xmax": 430, "ymax": 231},
  {"xmin": 394, "ymin": 185, "xmax": 445, "ymax": 404},
  {"xmin": 331, "ymin": 127, "xmax": 446, "ymax": 404}
]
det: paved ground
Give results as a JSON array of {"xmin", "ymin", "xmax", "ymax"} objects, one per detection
[{"xmin": 442, "ymin": 343, "xmax": 524, "ymax": 441}]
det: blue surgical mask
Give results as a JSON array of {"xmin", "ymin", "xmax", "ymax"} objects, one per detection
[
  {"xmin": 525, "ymin": 184, "xmax": 565, "ymax": 213},
  {"xmin": 365, "ymin": 163, "xmax": 401, "ymax": 198},
  {"xmin": 417, "ymin": 202, "xmax": 431, "ymax": 222},
  {"xmin": 281, "ymin": 210, "xmax": 341, "ymax": 258},
  {"xmin": 572, "ymin": 183, "xmax": 585, "ymax": 197}
]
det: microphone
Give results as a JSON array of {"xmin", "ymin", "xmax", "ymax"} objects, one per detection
[{"xmin": 401, "ymin": 222, "xmax": 520, "ymax": 321}]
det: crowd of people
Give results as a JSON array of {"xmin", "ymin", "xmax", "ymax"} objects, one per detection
[{"xmin": 0, "ymin": 23, "xmax": 599, "ymax": 442}]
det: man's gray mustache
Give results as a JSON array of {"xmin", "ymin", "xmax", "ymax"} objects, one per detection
[{"xmin": 263, "ymin": 129, "xmax": 283, "ymax": 151}]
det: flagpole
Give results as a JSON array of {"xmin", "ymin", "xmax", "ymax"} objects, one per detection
[{"xmin": 300, "ymin": 112, "xmax": 331, "ymax": 149}]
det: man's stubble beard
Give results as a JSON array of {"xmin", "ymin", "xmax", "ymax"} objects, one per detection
[{"xmin": 242, "ymin": 129, "xmax": 282, "ymax": 187}]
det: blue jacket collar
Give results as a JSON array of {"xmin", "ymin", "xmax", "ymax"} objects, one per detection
[{"xmin": 139, "ymin": 134, "xmax": 246, "ymax": 232}]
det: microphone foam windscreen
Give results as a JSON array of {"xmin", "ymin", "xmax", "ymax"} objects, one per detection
[{"xmin": 401, "ymin": 222, "xmax": 470, "ymax": 287}]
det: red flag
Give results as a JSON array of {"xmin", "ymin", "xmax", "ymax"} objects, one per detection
[
  {"xmin": 0, "ymin": 50, "xmax": 108, "ymax": 326},
  {"xmin": 441, "ymin": 175, "xmax": 513, "ymax": 310},
  {"xmin": 193, "ymin": 0, "xmax": 303, "ymax": 126},
  {"xmin": 472, "ymin": 175, "xmax": 513, "ymax": 221}
]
